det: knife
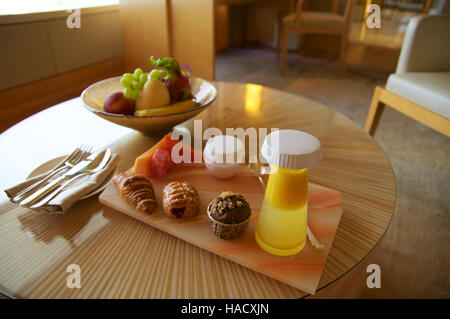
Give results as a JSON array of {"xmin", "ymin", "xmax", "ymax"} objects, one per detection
[{"xmin": 19, "ymin": 149, "xmax": 107, "ymax": 207}]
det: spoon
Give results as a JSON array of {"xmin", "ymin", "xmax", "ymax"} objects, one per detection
[
  {"xmin": 29, "ymin": 148, "xmax": 112, "ymax": 209},
  {"xmin": 248, "ymin": 160, "xmax": 268, "ymax": 190},
  {"xmin": 248, "ymin": 159, "xmax": 325, "ymax": 250}
]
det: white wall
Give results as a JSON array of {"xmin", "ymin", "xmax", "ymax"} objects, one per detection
[{"xmin": 0, "ymin": 6, "xmax": 123, "ymax": 91}]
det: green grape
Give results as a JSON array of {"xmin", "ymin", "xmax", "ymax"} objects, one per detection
[
  {"xmin": 149, "ymin": 69, "xmax": 163, "ymax": 80},
  {"xmin": 120, "ymin": 78, "xmax": 132, "ymax": 88},
  {"xmin": 132, "ymin": 90, "xmax": 141, "ymax": 101},
  {"xmin": 182, "ymin": 89, "xmax": 190, "ymax": 100},
  {"xmin": 123, "ymin": 88, "xmax": 134, "ymax": 99},
  {"xmin": 123, "ymin": 73, "xmax": 134, "ymax": 82},
  {"xmin": 139, "ymin": 73, "xmax": 148, "ymax": 84},
  {"xmin": 133, "ymin": 68, "xmax": 143, "ymax": 79},
  {"xmin": 135, "ymin": 82, "xmax": 143, "ymax": 90},
  {"xmin": 131, "ymin": 80, "xmax": 140, "ymax": 89}
]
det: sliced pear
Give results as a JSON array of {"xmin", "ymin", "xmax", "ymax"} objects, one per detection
[{"xmin": 136, "ymin": 78, "xmax": 170, "ymax": 110}]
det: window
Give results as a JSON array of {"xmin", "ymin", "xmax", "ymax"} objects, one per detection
[{"xmin": 0, "ymin": 0, "xmax": 119, "ymax": 15}]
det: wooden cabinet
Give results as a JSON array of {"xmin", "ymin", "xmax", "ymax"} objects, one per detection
[
  {"xmin": 171, "ymin": 0, "xmax": 215, "ymax": 81},
  {"xmin": 119, "ymin": 0, "xmax": 215, "ymax": 80}
]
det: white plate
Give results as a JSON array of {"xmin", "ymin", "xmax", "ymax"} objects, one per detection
[{"xmin": 27, "ymin": 155, "xmax": 116, "ymax": 200}]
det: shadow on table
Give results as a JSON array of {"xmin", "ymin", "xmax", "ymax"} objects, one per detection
[
  {"xmin": 16, "ymin": 197, "xmax": 101, "ymax": 247},
  {"xmin": 14, "ymin": 131, "xmax": 160, "ymax": 247}
]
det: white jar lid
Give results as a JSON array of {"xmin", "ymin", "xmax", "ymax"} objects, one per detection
[{"xmin": 261, "ymin": 130, "xmax": 321, "ymax": 169}]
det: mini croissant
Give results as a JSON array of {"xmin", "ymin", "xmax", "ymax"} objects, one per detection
[
  {"xmin": 162, "ymin": 181, "xmax": 200, "ymax": 218},
  {"xmin": 113, "ymin": 173, "xmax": 157, "ymax": 214}
]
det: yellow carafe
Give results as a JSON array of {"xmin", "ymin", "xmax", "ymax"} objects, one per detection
[{"xmin": 255, "ymin": 130, "xmax": 321, "ymax": 256}]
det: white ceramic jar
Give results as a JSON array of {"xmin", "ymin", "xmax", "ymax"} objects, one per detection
[{"xmin": 203, "ymin": 135, "xmax": 245, "ymax": 179}]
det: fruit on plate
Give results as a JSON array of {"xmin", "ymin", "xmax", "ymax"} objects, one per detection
[
  {"xmin": 134, "ymin": 136, "xmax": 165, "ymax": 177},
  {"xmin": 134, "ymin": 133, "xmax": 195, "ymax": 178},
  {"xmin": 120, "ymin": 68, "xmax": 148, "ymax": 101},
  {"xmin": 103, "ymin": 91, "xmax": 135, "ymax": 115},
  {"xmin": 151, "ymin": 148, "xmax": 173, "ymax": 179},
  {"xmin": 135, "ymin": 78, "xmax": 170, "ymax": 111},
  {"xmin": 150, "ymin": 57, "xmax": 193, "ymax": 104},
  {"xmin": 134, "ymin": 99, "xmax": 198, "ymax": 116}
]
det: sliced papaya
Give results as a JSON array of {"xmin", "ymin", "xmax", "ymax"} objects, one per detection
[
  {"xmin": 134, "ymin": 134, "xmax": 168, "ymax": 177},
  {"xmin": 134, "ymin": 132, "xmax": 198, "ymax": 178}
]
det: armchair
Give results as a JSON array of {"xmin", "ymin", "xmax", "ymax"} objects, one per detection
[{"xmin": 365, "ymin": 15, "xmax": 450, "ymax": 137}]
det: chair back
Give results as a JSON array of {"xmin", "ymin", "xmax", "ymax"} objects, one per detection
[
  {"xmin": 396, "ymin": 15, "xmax": 450, "ymax": 73},
  {"xmin": 293, "ymin": 0, "xmax": 354, "ymax": 29}
]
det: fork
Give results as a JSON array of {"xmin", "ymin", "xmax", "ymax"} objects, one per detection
[{"xmin": 12, "ymin": 144, "xmax": 92, "ymax": 202}]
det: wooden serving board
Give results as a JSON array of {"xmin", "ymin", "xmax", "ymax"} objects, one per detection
[{"xmin": 99, "ymin": 163, "xmax": 343, "ymax": 295}]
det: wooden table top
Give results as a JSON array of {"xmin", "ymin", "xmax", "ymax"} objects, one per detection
[{"xmin": 0, "ymin": 81, "xmax": 396, "ymax": 298}]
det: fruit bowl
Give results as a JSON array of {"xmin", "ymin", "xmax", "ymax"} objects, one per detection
[{"xmin": 81, "ymin": 76, "xmax": 217, "ymax": 135}]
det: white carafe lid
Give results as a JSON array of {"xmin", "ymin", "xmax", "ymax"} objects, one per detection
[{"xmin": 261, "ymin": 130, "xmax": 321, "ymax": 169}]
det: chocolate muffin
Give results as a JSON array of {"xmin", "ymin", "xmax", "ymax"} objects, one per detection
[{"xmin": 207, "ymin": 192, "xmax": 251, "ymax": 240}]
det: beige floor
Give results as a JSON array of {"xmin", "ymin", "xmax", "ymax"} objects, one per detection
[{"xmin": 216, "ymin": 48, "xmax": 450, "ymax": 298}]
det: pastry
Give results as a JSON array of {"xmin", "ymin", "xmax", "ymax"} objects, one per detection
[
  {"xmin": 113, "ymin": 173, "xmax": 157, "ymax": 214},
  {"xmin": 207, "ymin": 192, "xmax": 251, "ymax": 240},
  {"xmin": 162, "ymin": 181, "xmax": 200, "ymax": 218}
]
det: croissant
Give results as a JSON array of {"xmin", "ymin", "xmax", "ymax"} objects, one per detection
[
  {"xmin": 113, "ymin": 173, "xmax": 157, "ymax": 214},
  {"xmin": 162, "ymin": 181, "xmax": 200, "ymax": 218}
]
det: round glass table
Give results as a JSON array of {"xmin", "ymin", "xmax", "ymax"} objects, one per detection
[{"xmin": 0, "ymin": 82, "xmax": 396, "ymax": 298}]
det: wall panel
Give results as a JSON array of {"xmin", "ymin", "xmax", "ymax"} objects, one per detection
[
  {"xmin": 119, "ymin": 0, "xmax": 171, "ymax": 72},
  {"xmin": 46, "ymin": 11, "xmax": 123, "ymax": 73},
  {"xmin": 0, "ymin": 22, "xmax": 56, "ymax": 90}
]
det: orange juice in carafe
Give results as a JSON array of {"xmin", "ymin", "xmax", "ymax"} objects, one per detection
[
  {"xmin": 256, "ymin": 166, "xmax": 309, "ymax": 255},
  {"xmin": 255, "ymin": 130, "xmax": 321, "ymax": 256}
]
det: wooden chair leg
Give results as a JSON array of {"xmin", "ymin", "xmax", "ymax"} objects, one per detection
[
  {"xmin": 340, "ymin": 34, "xmax": 348, "ymax": 74},
  {"xmin": 280, "ymin": 29, "xmax": 289, "ymax": 76},
  {"xmin": 328, "ymin": 35, "xmax": 334, "ymax": 61},
  {"xmin": 276, "ymin": 14, "xmax": 283, "ymax": 60},
  {"xmin": 365, "ymin": 86, "xmax": 386, "ymax": 136}
]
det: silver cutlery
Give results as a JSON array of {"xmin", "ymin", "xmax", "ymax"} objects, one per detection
[
  {"xmin": 12, "ymin": 144, "xmax": 92, "ymax": 203},
  {"xmin": 19, "ymin": 149, "xmax": 107, "ymax": 207},
  {"xmin": 29, "ymin": 148, "xmax": 112, "ymax": 209}
]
